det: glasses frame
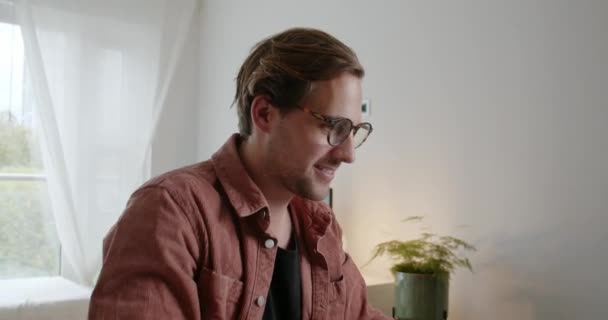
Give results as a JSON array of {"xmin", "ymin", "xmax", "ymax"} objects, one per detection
[{"xmin": 296, "ymin": 105, "xmax": 373, "ymax": 148}]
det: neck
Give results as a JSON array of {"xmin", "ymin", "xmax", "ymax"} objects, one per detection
[{"xmin": 238, "ymin": 135, "xmax": 293, "ymax": 218}]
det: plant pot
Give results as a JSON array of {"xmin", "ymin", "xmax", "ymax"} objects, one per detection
[{"xmin": 394, "ymin": 272, "xmax": 449, "ymax": 320}]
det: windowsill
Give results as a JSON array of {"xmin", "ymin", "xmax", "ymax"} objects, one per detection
[{"xmin": 0, "ymin": 276, "xmax": 91, "ymax": 319}]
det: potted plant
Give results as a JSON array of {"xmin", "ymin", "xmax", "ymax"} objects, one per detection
[{"xmin": 366, "ymin": 216, "xmax": 476, "ymax": 320}]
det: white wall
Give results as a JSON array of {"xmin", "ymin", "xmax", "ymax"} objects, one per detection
[{"xmin": 197, "ymin": 1, "xmax": 608, "ymax": 318}]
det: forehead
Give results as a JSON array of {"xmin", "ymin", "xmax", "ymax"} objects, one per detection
[{"xmin": 301, "ymin": 73, "xmax": 363, "ymax": 120}]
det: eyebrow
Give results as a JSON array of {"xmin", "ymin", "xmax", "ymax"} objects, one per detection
[
  {"xmin": 297, "ymin": 104, "xmax": 350, "ymax": 126},
  {"xmin": 322, "ymin": 114, "xmax": 343, "ymax": 123},
  {"xmin": 315, "ymin": 109, "xmax": 347, "ymax": 123}
]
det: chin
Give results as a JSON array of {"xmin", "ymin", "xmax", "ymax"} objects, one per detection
[
  {"xmin": 292, "ymin": 178, "xmax": 330, "ymax": 202},
  {"xmin": 307, "ymin": 191, "xmax": 328, "ymax": 202}
]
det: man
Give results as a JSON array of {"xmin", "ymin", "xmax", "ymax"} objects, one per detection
[{"xmin": 89, "ymin": 27, "xmax": 389, "ymax": 320}]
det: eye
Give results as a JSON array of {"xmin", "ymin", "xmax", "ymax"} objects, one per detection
[
  {"xmin": 333, "ymin": 119, "xmax": 352, "ymax": 137},
  {"xmin": 321, "ymin": 117, "xmax": 339, "ymax": 129},
  {"xmin": 319, "ymin": 122, "xmax": 333, "ymax": 131}
]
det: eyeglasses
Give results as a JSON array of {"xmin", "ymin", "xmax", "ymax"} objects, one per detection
[{"xmin": 296, "ymin": 105, "xmax": 373, "ymax": 149}]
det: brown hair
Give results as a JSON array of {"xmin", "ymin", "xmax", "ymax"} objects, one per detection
[{"xmin": 233, "ymin": 27, "xmax": 365, "ymax": 136}]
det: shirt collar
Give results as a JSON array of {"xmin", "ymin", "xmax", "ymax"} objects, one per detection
[{"xmin": 211, "ymin": 133, "xmax": 268, "ymax": 218}]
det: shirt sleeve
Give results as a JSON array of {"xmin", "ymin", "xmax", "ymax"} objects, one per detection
[
  {"xmin": 342, "ymin": 253, "xmax": 393, "ymax": 320},
  {"xmin": 334, "ymin": 219, "xmax": 393, "ymax": 320},
  {"xmin": 88, "ymin": 186, "xmax": 203, "ymax": 320}
]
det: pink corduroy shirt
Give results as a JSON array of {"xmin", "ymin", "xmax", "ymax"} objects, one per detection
[{"xmin": 88, "ymin": 134, "xmax": 389, "ymax": 320}]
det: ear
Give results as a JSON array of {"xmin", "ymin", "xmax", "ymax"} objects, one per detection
[{"xmin": 250, "ymin": 95, "xmax": 279, "ymax": 134}]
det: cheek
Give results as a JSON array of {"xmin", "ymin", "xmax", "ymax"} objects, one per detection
[
  {"xmin": 285, "ymin": 141, "xmax": 330, "ymax": 171},
  {"xmin": 274, "ymin": 120, "xmax": 331, "ymax": 166}
]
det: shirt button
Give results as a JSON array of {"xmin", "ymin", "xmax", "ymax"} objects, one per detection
[
  {"xmin": 264, "ymin": 239, "xmax": 275, "ymax": 249},
  {"xmin": 256, "ymin": 295, "xmax": 266, "ymax": 306}
]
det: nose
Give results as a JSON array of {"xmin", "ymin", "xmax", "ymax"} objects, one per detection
[{"xmin": 332, "ymin": 134, "xmax": 355, "ymax": 164}]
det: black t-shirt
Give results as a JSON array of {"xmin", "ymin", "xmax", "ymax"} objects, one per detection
[{"xmin": 262, "ymin": 233, "xmax": 301, "ymax": 320}]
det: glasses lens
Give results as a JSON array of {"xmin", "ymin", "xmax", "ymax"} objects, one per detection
[
  {"xmin": 353, "ymin": 123, "xmax": 372, "ymax": 148},
  {"xmin": 329, "ymin": 119, "xmax": 352, "ymax": 145}
]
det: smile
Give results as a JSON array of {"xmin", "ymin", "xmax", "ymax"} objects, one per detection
[{"xmin": 314, "ymin": 165, "xmax": 336, "ymax": 182}]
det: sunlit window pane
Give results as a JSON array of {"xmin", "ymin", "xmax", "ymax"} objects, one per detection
[{"xmin": 0, "ymin": 20, "xmax": 61, "ymax": 279}]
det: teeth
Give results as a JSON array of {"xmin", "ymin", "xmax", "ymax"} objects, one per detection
[
  {"xmin": 315, "ymin": 165, "xmax": 336, "ymax": 176},
  {"xmin": 319, "ymin": 167, "xmax": 333, "ymax": 174}
]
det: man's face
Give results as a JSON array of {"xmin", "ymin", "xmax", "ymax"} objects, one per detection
[{"xmin": 265, "ymin": 73, "xmax": 363, "ymax": 201}]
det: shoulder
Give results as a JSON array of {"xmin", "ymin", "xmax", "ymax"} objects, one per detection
[
  {"xmin": 142, "ymin": 161, "xmax": 217, "ymax": 192},
  {"xmin": 118, "ymin": 160, "xmax": 224, "ymax": 248},
  {"xmin": 134, "ymin": 161, "xmax": 219, "ymax": 212}
]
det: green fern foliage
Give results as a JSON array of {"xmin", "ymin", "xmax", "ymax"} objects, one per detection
[{"xmin": 367, "ymin": 216, "xmax": 476, "ymax": 277}]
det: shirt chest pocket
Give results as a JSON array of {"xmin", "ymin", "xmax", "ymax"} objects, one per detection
[
  {"xmin": 328, "ymin": 275, "xmax": 347, "ymax": 319},
  {"xmin": 198, "ymin": 267, "xmax": 244, "ymax": 319}
]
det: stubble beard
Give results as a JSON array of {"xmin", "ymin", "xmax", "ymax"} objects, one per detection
[
  {"xmin": 270, "ymin": 160, "xmax": 329, "ymax": 202},
  {"xmin": 292, "ymin": 174, "xmax": 329, "ymax": 201},
  {"xmin": 266, "ymin": 130, "xmax": 330, "ymax": 202}
]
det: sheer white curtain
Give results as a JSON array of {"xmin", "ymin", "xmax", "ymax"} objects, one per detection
[{"xmin": 14, "ymin": 0, "xmax": 197, "ymax": 286}]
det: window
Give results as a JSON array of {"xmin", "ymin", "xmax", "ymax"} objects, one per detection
[{"xmin": 0, "ymin": 17, "xmax": 61, "ymax": 279}]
